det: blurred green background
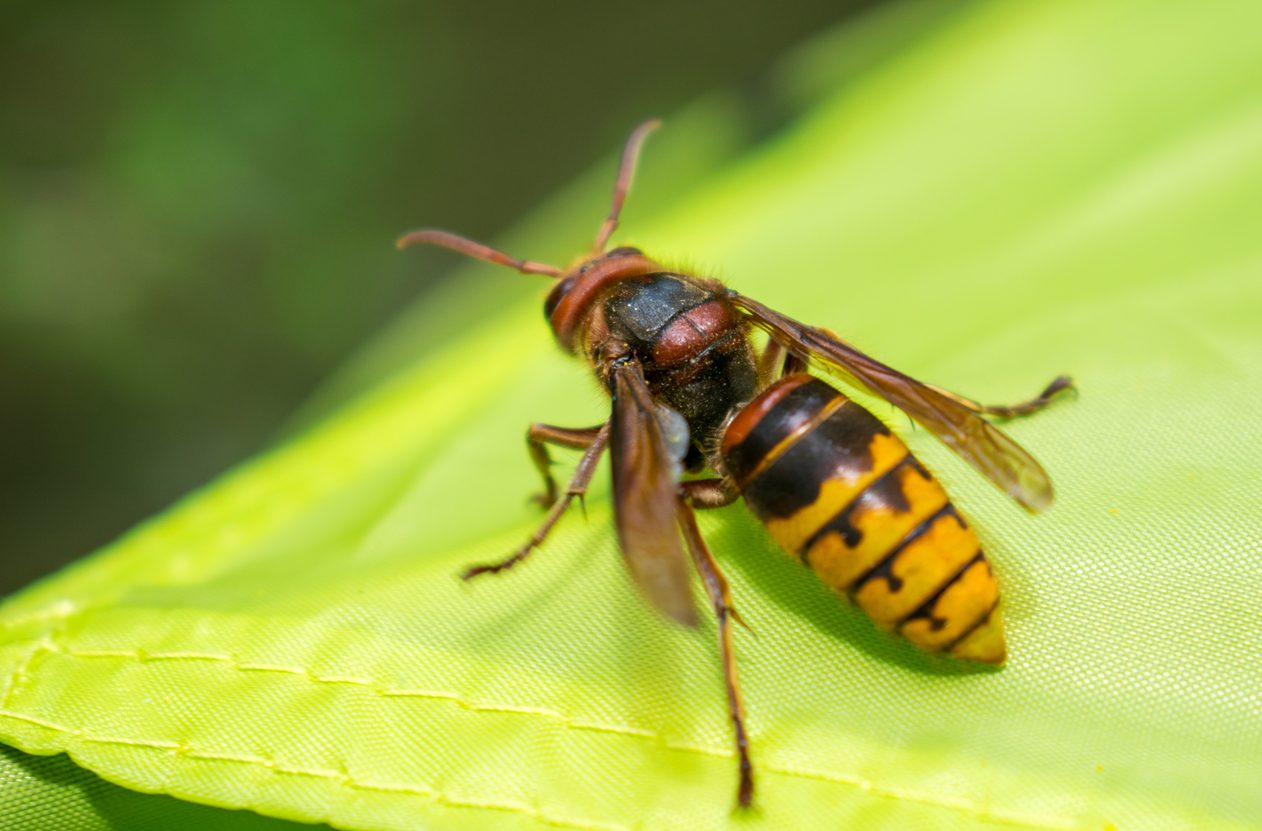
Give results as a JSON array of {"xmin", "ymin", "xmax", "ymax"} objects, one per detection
[{"xmin": 0, "ymin": 0, "xmax": 884, "ymax": 594}]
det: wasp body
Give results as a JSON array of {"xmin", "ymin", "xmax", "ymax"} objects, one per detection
[{"xmin": 398, "ymin": 120, "xmax": 1070, "ymax": 807}]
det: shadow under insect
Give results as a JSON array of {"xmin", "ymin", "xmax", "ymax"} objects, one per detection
[{"xmin": 698, "ymin": 504, "xmax": 996, "ymax": 678}]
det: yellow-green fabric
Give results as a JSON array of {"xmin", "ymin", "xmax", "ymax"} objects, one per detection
[
  {"xmin": 3, "ymin": 1, "xmax": 1262, "ymax": 829},
  {"xmin": 0, "ymin": 745, "xmax": 306, "ymax": 830}
]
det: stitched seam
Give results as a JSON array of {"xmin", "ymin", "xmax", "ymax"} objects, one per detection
[
  {"xmin": 0, "ymin": 636, "xmax": 54, "ymax": 708},
  {"xmin": 0, "ymin": 707, "xmax": 1077, "ymax": 831},
  {"xmin": 0, "ymin": 709, "xmax": 624, "ymax": 831},
  {"xmin": 0, "ymin": 640, "xmax": 1078, "ymax": 830},
  {"xmin": 14, "ymin": 640, "xmax": 715, "ymax": 752}
]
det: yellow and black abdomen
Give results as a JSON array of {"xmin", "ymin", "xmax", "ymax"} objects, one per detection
[{"xmin": 720, "ymin": 374, "xmax": 1006, "ymax": 663}]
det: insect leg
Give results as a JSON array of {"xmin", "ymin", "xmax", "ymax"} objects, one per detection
[
  {"xmin": 676, "ymin": 499, "xmax": 754, "ymax": 808},
  {"xmin": 756, "ymin": 339, "xmax": 785, "ymax": 387},
  {"xmin": 681, "ymin": 477, "xmax": 740, "ymax": 509},
  {"xmin": 782, "ymin": 351, "xmax": 809, "ymax": 377},
  {"xmin": 527, "ymin": 423, "xmax": 605, "ymax": 507},
  {"xmin": 757, "ymin": 338, "xmax": 810, "ymax": 384},
  {"xmin": 462, "ymin": 423, "xmax": 611, "ymax": 580},
  {"xmin": 927, "ymin": 375, "xmax": 1074, "ymax": 419}
]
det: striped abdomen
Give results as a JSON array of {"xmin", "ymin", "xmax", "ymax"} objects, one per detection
[{"xmin": 720, "ymin": 375, "xmax": 1006, "ymax": 664}]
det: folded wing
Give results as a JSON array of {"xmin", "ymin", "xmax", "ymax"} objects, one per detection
[
  {"xmin": 731, "ymin": 293, "xmax": 1054, "ymax": 512},
  {"xmin": 609, "ymin": 356, "xmax": 698, "ymax": 625}
]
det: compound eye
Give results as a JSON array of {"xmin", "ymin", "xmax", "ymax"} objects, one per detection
[{"xmin": 544, "ymin": 276, "xmax": 576, "ymax": 320}]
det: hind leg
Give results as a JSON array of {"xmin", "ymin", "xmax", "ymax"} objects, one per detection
[{"xmin": 927, "ymin": 375, "xmax": 1074, "ymax": 419}]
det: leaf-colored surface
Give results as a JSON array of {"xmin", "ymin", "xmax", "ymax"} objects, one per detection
[
  {"xmin": 0, "ymin": 744, "xmax": 306, "ymax": 830},
  {"xmin": 3, "ymin": 1, "xmax": 1262, "ymax": 829}
]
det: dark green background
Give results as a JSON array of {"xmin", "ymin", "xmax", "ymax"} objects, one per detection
[{"xmin": 1, "ymin": 1, "xmax": 882, "ymax": 593}]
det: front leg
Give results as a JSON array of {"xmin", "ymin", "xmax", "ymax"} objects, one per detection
[
  {"xmin": 527, "ymin": 423, "xmax": 604, "ymax": 507},
  {"xmin": 463, "ymin": 423, "xmax": 611, "ymax": 580}
]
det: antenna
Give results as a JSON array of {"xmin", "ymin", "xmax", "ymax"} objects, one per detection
[
  {"xmin": 395, "ymin": 229, "xmax": 562, "ymax": 277},
  {"xmin": 593, "ymin": 118, "xmax": 661, "ymax": 253}
]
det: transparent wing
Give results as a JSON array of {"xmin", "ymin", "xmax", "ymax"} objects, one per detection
[{"xmin": 731, "ymin": 292, "xmax": 1054, "ymax": 512}]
